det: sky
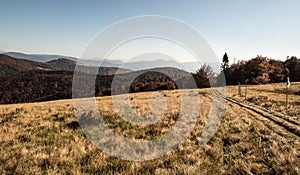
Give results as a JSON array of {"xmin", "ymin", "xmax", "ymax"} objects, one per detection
[{"xmin": 0, "ymin": 0, "xmax": 299, "ymax": 63}]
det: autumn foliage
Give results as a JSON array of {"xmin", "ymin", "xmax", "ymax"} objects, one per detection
[{"xmin": 222, "ymin": 55, "xmax": 299, "ymax": 85}]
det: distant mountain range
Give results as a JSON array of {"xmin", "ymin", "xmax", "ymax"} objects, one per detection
[
  {"xmin": 3, "ymin": 52, "xmax": 78, "ymax": 62},
  {"xmin": 3, "ymin": 51, "xmax": 221, "ymax": 73},
  {"xmin": 0, "ymin": 54, "xmax": 131, "ymax": 78}
]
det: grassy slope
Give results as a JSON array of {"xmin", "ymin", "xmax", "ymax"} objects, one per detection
[{"xmin": 0, "ymin": 83, "xmax": 299, "ymax": 174}]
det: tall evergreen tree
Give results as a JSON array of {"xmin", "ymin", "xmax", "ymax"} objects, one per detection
[
  {"xmin": 220, "ymin": 52, "xmax": 230, "ymax": 85},
  {"xmin": 221, "ymin": 52, "xmax": 229, "ymax": 71}
]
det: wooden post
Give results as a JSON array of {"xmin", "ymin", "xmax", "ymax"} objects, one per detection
[
  {"xmin": 245, "ymin": 81, "xmax": 248, "ymax": 100},
  {"xmin": 286, "ymin": 77, "xmax": 290, "ymax": 108},
  {"xmin": 244, "ymin": 79, "xmax": 249, "ymax": 100},
  {"xmin": 286, "ymin": 86, "xmax": 288, "ymax": 108},
  {"xmin": 238, "ymin": 82, "xmax": 242, "ymax": 97}
]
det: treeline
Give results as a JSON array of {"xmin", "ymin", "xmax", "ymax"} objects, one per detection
[
  {"xmin": 221, "ymin": 54, "xmax": 300, "ymax": 85},
  {"xmin": 191, "ymin": 54, "xmax": 300, "ymax": 88},
  {"xmin": 0, "ymin": 69, "xmax": 179, "ymax": 104},
  {"xmin": 0, "ymin": 70, "xmax": 73, "ymax": 104},
  {"xmin": 95, "ymin": 71, "xmax": 177, "ymax": 96}
]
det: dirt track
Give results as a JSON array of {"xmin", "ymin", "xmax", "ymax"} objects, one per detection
[{"xmin": 214, "ymin": 89, "xmax": 300, "ymax": 138}]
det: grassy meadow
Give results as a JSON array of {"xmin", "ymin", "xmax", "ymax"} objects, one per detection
[{"xmin": 0, "ymin": 83, "xmax": 299, "ymax": 174}]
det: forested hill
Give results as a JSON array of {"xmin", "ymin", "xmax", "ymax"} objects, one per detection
[{"xmin": 0, "ymin": 54, "xmax": 192, "ymax": 104}]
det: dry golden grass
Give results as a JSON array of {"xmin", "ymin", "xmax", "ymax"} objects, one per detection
[{"xmin": 0, "ymin": 85, "xmax": 299, "ymax": 174}]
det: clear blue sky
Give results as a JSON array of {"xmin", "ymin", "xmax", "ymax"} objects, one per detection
[{"xmin": 0, "ymin": 0, "xmax": 299, "ymax": 62}]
